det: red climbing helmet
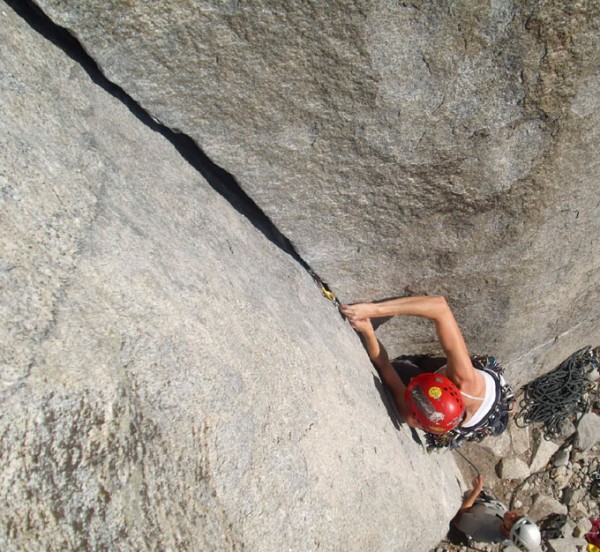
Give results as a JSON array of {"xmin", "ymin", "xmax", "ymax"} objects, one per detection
[{"xmin": 405, "ymin": 373, "xmax": 465, "ymax": 434}]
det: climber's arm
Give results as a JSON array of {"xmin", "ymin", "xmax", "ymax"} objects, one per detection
[
  {"xmin": 346, "ymin": 317, "xmax": 409, "ymax": 418},
  {"xmin": 341, "ymin": 295, "xmax": 453, "ymax": 320},
  {"xmin": 452, "ymin": 475, "xmax": 484, "ymax": 526},
  {"xmin": 341, "ymin": 296, "xmax": 476, "ymax": 386}
]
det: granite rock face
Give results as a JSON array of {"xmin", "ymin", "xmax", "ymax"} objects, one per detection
[
  {"xmin": 31, "ymin": 0, "xmax": 600, "ymax": 386},
  {"xmin": 1, "ymin": 4, "xmax": 463, "ymax": 551},
  {"xmin": 574, "ymin": 412, "xmax": 600, "ymax": 451}
]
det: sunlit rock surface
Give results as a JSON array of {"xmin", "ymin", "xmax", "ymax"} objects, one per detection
[
  {"xmin": 32, "ymin": 0, "xmax": 600, "ymax": 387},
  {"xmin": 0, "ymin": 5, "xmax": 463, "ymax": 551}
]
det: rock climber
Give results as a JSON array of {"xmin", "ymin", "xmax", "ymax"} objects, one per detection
[
  {"xmin": 339, "ymin": 295, "xmax": 514, "ymax": 447},
  {"xmin": 452, "ymin": 474, "xmax": 541, "ymax": 550}
]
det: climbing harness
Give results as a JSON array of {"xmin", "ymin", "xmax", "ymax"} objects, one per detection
[
  {"xmin": 308, "ymin": 269, "xmax": 340, "ymax": 306},
  {"xmin": 515, "ymin": 346, "xmax": 600, "ymax": 440},
  {"xmin": 426, "ymin": 356, "xmax": 515, "ymax": 450}
]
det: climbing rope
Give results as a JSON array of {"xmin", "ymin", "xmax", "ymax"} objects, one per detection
[
  {"xmin": 454, "ymin": 449, "xmax": 481, "ymax": 477},
  {"xmin": 508, "ymin": 468, "xmax": 550, "ymax": 511},
  {"xmin": 515, "ymin": 346, "xmax": 600, "ymax": 440}
]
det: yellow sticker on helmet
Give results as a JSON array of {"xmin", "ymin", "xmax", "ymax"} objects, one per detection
[
  {"xmin": 428, "ymin": 426, "xmax": 446, "ymax": 434},
  {"xmin": 428, "ymin": 386, "xmax": 442, "ymax": 399}
]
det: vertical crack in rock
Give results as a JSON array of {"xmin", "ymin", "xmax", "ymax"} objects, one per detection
[{"xmin": 6, "ymin": 0, "xmax": 331, "ymax": 290}]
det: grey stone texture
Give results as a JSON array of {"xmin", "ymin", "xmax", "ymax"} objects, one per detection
[
  {"xmin": 0, "ymin": 5, "xmax": 463, "ymax": 551},
  {"xmin": 552, "ymin": 447, "xmax": 570, "ymax": 468},
  {"xmin": 573, "ymin": 517, "xmax": 592, "ymax": 538},
  {"xmin": 31, "ymin": 0, "xmax": 600, "ymax": 387},
  {"xmin": 547, "ymin": 536, "xmax": 589, "ymax": 552},
  {"xmin": 496, "ymin": 457, "xmax": 530, "ymax": 480},
  {"xmin": 529, "ymin": 437, "xmax": 561, "ymax": 472},
  {"xmin": 574, "ymin": 412, "xmax": 600, "ymax": 451},
  {"xmin": 483, "ymin": 415, "xmax": 530, "ymax": 458},
  {"xmin": 529, "ymin": 494, "xmax": 568, "ymax": 521}
]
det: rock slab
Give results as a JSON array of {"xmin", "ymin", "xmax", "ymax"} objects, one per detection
[
  {"xmin": 574, "ymin": 412, "xmax": 600, "ymax": 451},
  {"xmin": 32, "ymin": 0, "xmax": 600, "ymax": 386},
  {"xmin": 0, "ymin": 4, "xmax": 463, "ymax": 551}
]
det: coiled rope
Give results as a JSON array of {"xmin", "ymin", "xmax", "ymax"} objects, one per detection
[{"xmin": 515, "ymin": 346, "xmax": 600, "ymax": 440}]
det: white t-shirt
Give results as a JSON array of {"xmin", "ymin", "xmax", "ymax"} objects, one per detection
[
  {"xmin": 436, "ymin": 367, "xmax": 497, "ymax": 428},
  {"xmin": 461, "ymin": 370, "xmax": 496, "ymax": 428}
]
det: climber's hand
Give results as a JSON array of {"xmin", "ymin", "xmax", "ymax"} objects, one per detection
[
  {"xmin": 348, "ymin": 316, "xmax": 374, "ymax": 334},
  {"xmin": 339, "ymin": 302, "xmax": 376, "ymax": 323},
  {"xmin": 473, "ymin": 474, "xmax": 484, "ymax": 494}
]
